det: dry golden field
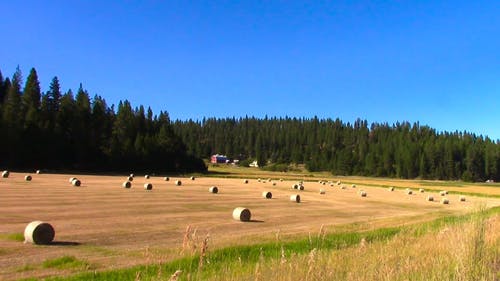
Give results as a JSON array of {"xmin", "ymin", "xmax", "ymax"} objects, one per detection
[{"xmin": 0, "ymin": 171, "xmax": 499, "ymax": 280}]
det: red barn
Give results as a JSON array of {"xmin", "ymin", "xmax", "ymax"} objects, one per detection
[{"xmin": 211, "ymin": 154, "xmax": 228, "ymax": 164}]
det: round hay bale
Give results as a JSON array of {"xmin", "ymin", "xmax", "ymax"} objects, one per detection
[
  {"xmin": 319, "ymin": 189, "xmax": 326, "ymax": 195},
  {"xmin": 144, "ymin": 175, "xmax": 150, "ymax": 179},
  {"xmin": 2, "ymin": 170, "xmax": 9, "ymax": 178},
  {"xmin": 71, "ymin": 179, "xmax": 81, "ymax": 187},
  {"xmin": 359, "ymin": 191, "xmax": 367, "ymax": 197},
  {"xmin": 262, "ymin": 191, "xmax": 272, "ymax": 199},
  {"xmin": 388, "ymin": 187, "xmax": 395, "ymax": 192},
  {"xmin": 340, "ymin": 185, "xmax": 346, "ymax": 189},
  {"xmin": 280, "ymin": 179, "xmax": 283, "ymax": 182},
  {"xmin": 123, "ymin": 181, "xmax": 132, "ymax": 188},
  {"xmin": 175, "ymin": 180, "xmax": 182, "ymax": 186},
  {"xmin": 290, "ymin": 194, "xmax": 301, "ymax": 203},
  {"xmin": 164, "ymin": 177, "xmax": 170, "ymax": 181},
  {"xmin": 36, "ymin": 170, "xmax": 41, "ymax": 174},
  {"xmin": 257, "ymin": 178, "xmax": 261, "ymax": 182},
  {"xmin": 440, "ymin": 191, "xmax": 446, "ymax": 196},
  {"xmin": 232, "ymin": 207, "xmax": 251, "ymax": 222},
  {"xmin": 460, "ymin": 196, "xmax": 466, "ymax": 202},
  {"xmin": 25, "ymin": 175, "xmax": 32, "ymax": 181},
  {"xmin": 190, "ymin": 176, "xmax": 195, "ymax": 180},
  {"xmin": 130, "ymin": 173, "xmax": 134, "ymax": 178},
  {"xmin": 292, "ymin": 184, "xmax": 299, "ymax": 190},
  {"xmin": 351, "ymin": 184, "xmax": 356, "ymax": 188},
  {"xmin": 419, "ymin": 188, "xmax": 425, "ymax": 193},
  {"xmin": 427, "ymin": 196, "xmax": 434, "ymax": 202},
  {"xmin": 127, "ymin": 176, "xmax": 134, "ymax": 182},
  {"xmin": 24, "ymin": 221, "xmax": 55, "ymax": 245},
  {"xmin": 209, "ymin": 186, "xmax": 218, "ymax": 193},
  {"xmin": 144, "ymin": 183, "xmax": 153, "ymax": 190},
  {"xmin": 69, "ymin": 177, "xmax": 77, "ymax": 183},
  {"xmin": 441, "ymin": 198, "xmax": 449, "ymax": 204},
  {"xmin": 406, "ymin": 190, "xmax": 413, "ymax": 195},
  {"xmin": 243, "ymin": 179, "xmax": 249, "ymax": 184},
  {"xmin": 336, "ymin": 181, "xmax": 341, "ymax": 185},
  {"xmin": 298, "ymin": 185, "xmax": 304, "ymax": 191}
]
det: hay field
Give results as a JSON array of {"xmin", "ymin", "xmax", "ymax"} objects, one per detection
[{"xmin": 0, "ymin": 172, "xmax": 499, "ymax": 280}]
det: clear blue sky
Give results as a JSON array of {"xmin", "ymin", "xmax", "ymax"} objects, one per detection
[{"xmin": 1, "ymin": 1, "xmax": 499, "ymax": 140}]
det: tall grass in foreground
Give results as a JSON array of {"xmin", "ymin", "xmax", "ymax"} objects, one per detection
[
  {"xmin": 207, "ymin": 212, "xmax": 499, "ymax": 281},
  {"xmin": 45, "ymin": 207, "xmax": 499, "ymax": 281}
]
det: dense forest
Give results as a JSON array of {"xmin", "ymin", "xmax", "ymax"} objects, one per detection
[
  {"xmin": 173, "ymin": 117, "xmax": 500, "ymax": 182},
  {"xmin": 0, "ymin": 66, "xmax": 206, "ymax": 173},
  {"xmin": 2, "ymin": 66, "xmax": 499, "ymax": 181}
]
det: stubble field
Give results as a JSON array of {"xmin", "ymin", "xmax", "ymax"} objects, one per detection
[{"xmin": 0, "ymin": 172, "xmax": 499, "ymax": 280}]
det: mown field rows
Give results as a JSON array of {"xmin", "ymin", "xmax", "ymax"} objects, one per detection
[{"xmin": 0, "ymin": 171, "xmax": 499, "ymax": 280}]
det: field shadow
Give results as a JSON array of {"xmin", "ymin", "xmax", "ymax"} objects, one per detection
[
  {"xmin": 248, "ymin": 220, "xmax": 264, "ymax": 223},
  {"xmin": 49, "ymin": 241, "xmax": 81, "ymax": 246}
]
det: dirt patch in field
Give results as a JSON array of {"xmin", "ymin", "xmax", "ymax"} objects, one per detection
[{"xmin": 0, "ymin": 173, "xmax": 498, "ymax": 280}]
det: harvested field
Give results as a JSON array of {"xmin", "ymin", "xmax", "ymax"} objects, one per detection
[{"xmin": 0, "ymin": 172, "xmax": 499, "ymax": 280}]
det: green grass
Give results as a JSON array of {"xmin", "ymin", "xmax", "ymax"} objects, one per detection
[
  {"xmin": 43, "ymin": 206, "xmax": 500, "ymax": 281},
  {"xmin": 0, "ymin": 232, "xmax": 25, "ymax": 242},
  {"xmin": 42, "ymin": 256, "xmax": 89, "ymax": 270}
]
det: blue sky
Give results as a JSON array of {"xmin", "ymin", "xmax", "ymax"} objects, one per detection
[{"xmin": 1, "ymin": 1, "xmax": 499, "ymax": 140}]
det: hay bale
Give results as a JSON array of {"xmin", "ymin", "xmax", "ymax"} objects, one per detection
[
  {"xmin": 24, "ymin": 221, "xmax": 55, "ymax": 245},
  {"xmin": 359, "ymin": 191, "xmax": 367, "ymax": 197},
  {"xmin": 25, "ymin": 175, "xmax": 32, "ymax": 181},
  {"xmin": 257, "ymin": 178, "xmax": 261, "ymax": 182},
  {"xmin": 36, "ymin": 170, "xmax": 41, "ymax": 174},
  {"xmin": 460, "ymin": 196, "xmax": 466, "ymax": 202},
  {"xmin": 123, "ymin": 181, "xmax": 132, "ymax": 188},
  {"xmin": 175, "ymin": 180, "xmax": 182, "ymax": 186},
  {"xmin": 144, "ymin": 175, "xmax": 150, "ymax": 179},
  {"xmin": 2, "ymin": 170, "xmax": 9, "ymax": 178},
  {"xmin": 262, "ymin": 191, "xmax": 272, "ymax": 199},
  {"xmin": 351, "ymin": 184, "xmax": 356, "ymax": 188},
  {"xmin": 280, "ymin": 179, "xmax": 283, "ymax": 182},
  {"xmin": 290, "ymin": 194, "xmax": 301, "ymax": 203},
  {"xmin": 292, "ymin": 184, "xmax": 299, "ymax": 190},
  {"xmin": 388, "ymin": 187, "xmax": 395, "ymax": 192},
  {"xmin": 144, "ymin": 183, "xmax": 153, "ymax": 190},
  {"xmin": 209, "ymin": 186, "xmax": 218, "ymax": 193},
  {"xmin": 298, "ymin": 184, "xmax": 305, "ymax": 191},
  {"xmin": 190, "ymin": 176, "xmax": 195, "ymax": 180},
  {"xmin": 69, "ymin": 177, "xmax": 77, "ymax": 183},
  {"xmin": 340, "ymin": 185, "xmax": 346, "ymax": 189},
  {"xmin": 419, "ymin": 188, "xmax": 425, "ymax": 193},
  {"xmin": 71, "ymin": 179, "xmax": 81, "ymax": 187},
  {"xmin": 127, "ymin": 176, "xmax": 134, "ymax": 182},
  {"xmin": 232, "ymin": 207, "xmax": 251, "ymax": 221},
  {"xmin": 130, "ymin": 173, "xmax": 134, "ymax": 178},
  {"xmin": 441, "ymin": 198, "xmax": 449, "ymax": 204},
  {"xmin": 272, "ymin": 182, "xmax": 276, "ymax": 186},
  {"xmin": 427, "ymin": 196, "xmax": 434, "ymax": 202},
  {"xmin": 406, "ymin": 189, "xmax": 413, "ymax": 195},
  {"xmin": 164, "ymin": 177, "xmax": 170, "ymax": 181},
  {"xmin": 319, "ymin": 189, "xmax": 326, "ymax": 195},
  {"xmin": 336, "ymin": 181, "xmax": 341, "ymax": 185},
  {"xmin": 243, "ymin": 179, "xmax": 249, "ymax": 184},
  {"xmin": 440, "ymin": 191, "xmax": 446, "ymax": 196}
]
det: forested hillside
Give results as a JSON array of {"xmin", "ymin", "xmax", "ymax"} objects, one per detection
[
  {"xmin": 0, "ymin": 67, "xmax": 206, "ymax": 173},
  {"xmin": 173, "ymin": 117, "xmax": 500, "ymax": 182}
]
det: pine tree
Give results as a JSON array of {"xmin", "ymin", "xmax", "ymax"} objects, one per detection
[{"xmin": 22, "ymin": 67, "xmax": 41, "ymax": 127}]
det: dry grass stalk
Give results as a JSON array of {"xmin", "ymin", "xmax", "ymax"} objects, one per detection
[
  {"xmin": 198, "ymin": 234, "xmax": 210, "ymax": 270},
  {"xmin": 168, "ymin": 270, "xmax": 182, "ymax": 281}
]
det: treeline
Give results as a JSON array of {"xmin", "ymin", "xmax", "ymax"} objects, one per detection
[
  {"xmin": 173, "ymin": 117, "xmax": 500, "ymax": 182},
  {"xmin": 0, "ymin": 66, "xmax": 206, "ymax": 173}
]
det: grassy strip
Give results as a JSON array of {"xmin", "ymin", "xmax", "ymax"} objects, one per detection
[
  {"xmin": 340, "ymin": 181, "xmax": 500, "ymax": 199},
  {"xmin": 43, "ymin": 206, "xmax": 500, "ymax": 281},
  {"xmin": 0, "ymin": 233, "xmax": 24, "ymax": 242}
]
